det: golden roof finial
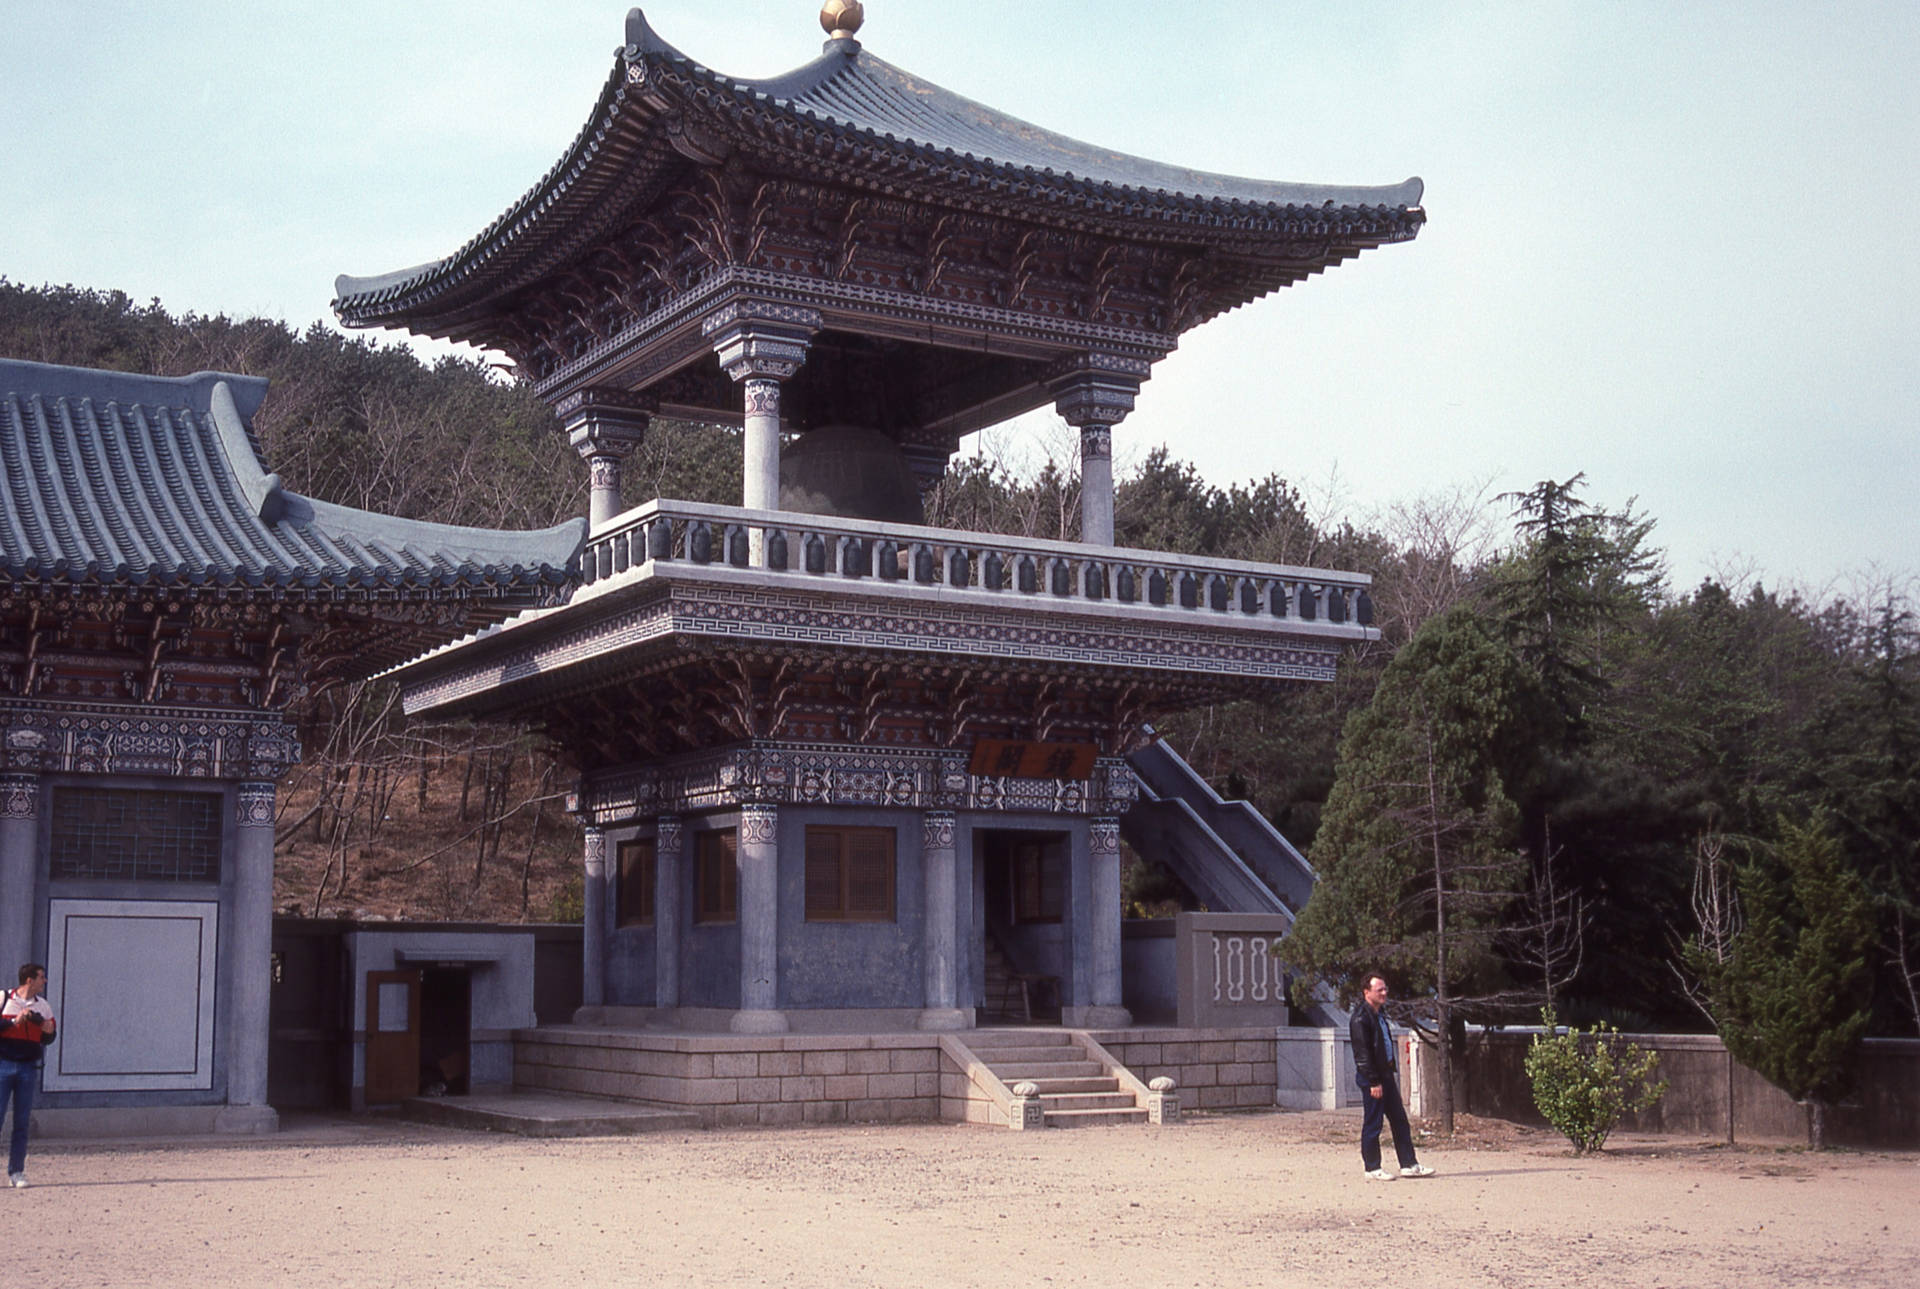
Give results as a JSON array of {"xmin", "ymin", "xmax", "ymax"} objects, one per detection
[{"xmin": 821, "ymin": 0, "xmax": 865, "ymax": 40}]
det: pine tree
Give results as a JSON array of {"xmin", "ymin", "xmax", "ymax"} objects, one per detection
[
  {"xmin": 1283, "ymin": 607, "xmax": 1543, "ymax": 1131},
  {"xmin": 1689, "ymin": 813, "xmax": 1874, "ymax": 1148}
]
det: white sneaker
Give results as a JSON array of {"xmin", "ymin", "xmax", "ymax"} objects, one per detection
[
  {"xmin": 7, "ymin": 1174, "xmax": 24, "ymax": 1189},
  {"xmin": 1364, "ymin": 1168, "xmax": 1397, "ymax": 1181},
  {"xmin": 1400, "ymin": 1164, "xmax": 1435, "ymax": 1178}
]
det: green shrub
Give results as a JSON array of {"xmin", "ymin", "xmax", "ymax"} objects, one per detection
[{"xmin": 1524, "ymin": 1009, "xmax": 1668, "ymax": 1154}]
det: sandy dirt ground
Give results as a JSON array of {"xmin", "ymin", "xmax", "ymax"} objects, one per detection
[{"xmin": 13, "ymin": 1109, "xmax": 1918, "ymax": 1289}]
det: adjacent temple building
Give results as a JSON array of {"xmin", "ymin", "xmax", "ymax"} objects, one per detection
[{"xmin": 3, "ymin": 4, "xmax": 1422, "ymax": 1132}]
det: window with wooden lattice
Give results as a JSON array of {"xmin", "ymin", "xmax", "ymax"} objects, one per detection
[
  {"xmin": 1012, "ymin": 837, "xmax": 1065, "ymax": 923},
  {"xmin": 617, "ymin": 838, "xmax": 655, "ymax": 927},
  {"xmin": 694, "ymin": 828, "xmax": 737, "ymax": 924},
  {"xmin": 804, "ymin": 826, "xmax": 896, "ymax": 922}
]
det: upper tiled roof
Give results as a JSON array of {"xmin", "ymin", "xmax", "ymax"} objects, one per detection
[
  {"xmin": 333, "ymin": 8, "xmax": 1423, "ymax": 331},
  {"xmin": 0, "ymin": 358, "xmax": 584, "ymax": 599}
]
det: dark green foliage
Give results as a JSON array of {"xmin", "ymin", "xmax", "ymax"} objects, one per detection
[
  {"xmin": 1524, "ymin": 1009, "xmax": 1667, "ymax": 1153},
  {"xmin": 1688, "ymin": 813, "xmax": 1874, "ymax": 1148},
  {"xmin": 1494, "ymin": 473, "xmax": 1662, "ymax": 743},
  {"xmin": 1284, "ymin": 607, "xmax": 1543, "ymax": 1129}
]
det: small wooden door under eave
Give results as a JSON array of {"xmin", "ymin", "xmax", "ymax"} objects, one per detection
[{"xmin": 365, "ymin": 970, "xmax": 422, "ymax": 1104}]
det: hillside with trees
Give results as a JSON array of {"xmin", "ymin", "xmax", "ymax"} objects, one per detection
[{"xmin": 4, "ymin": 280, "xmax": 1914, "ymax": 1042}]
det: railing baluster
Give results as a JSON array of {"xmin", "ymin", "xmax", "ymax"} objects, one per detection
[{"xmin": 767, "ymin": 527, "xmax": 789, "ymax": 572}]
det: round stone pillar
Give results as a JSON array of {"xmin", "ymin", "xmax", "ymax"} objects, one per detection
[
  {"xmin": 705, "ymin": 303, "xmax": 820, "ymax": 522},
  {"xmin": 732, "ymin": 804, "xmax": 787, "ymax": 1033},
  {"xmin": 559, "ymin": 387, "xmax": 654, "ymax": 530},
  {"xmin": 1079, "ymin": 427, "xmax": 1115, "ymax": 547},
  {"xmin": 654, "ymin": 814, "xmax": 683, "ymax": 1010},
  {"xmin": 741, "ymin": 378, "xmax": 784, "ymax": 513},
  {"xmin": 1049, "ymin": 355, "xmax": 1143, "ymax": 548},
  {"xmin": 581, "ymin": 827, "xmax": 608, "ymax": 1010},
  {"xmin": 1083, "ymin": 817, "xmax": 1132, "ymax": 1028},
  {"xmin": 917, "ymin": 810, "xmax": 968, "ymax": 1030},
  {"xmin": 0, "ymin": 773, "xmax": 41, "ymax": 979},
  {"xmin": 229, "ymin": 782, "xmax": 279, "ymax": 1121}
]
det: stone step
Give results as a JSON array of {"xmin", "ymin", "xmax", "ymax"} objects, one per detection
[
  {"xmin": 1017, "ymin": 1076, "xmax": 1116, "ymax": 1095},
  {"xmin": 973, "ymin": 1043, "xmax": 1085, "ymax": 1065},
  {"xmin": 985, "ymin": 1059, "xmax": 1104, "ymax": 1080},
  {"xmin": 1044, "ymin": 1106, "xmax": 1150, "ymax": 1128},
  {"xmin": 964, "ymin": 1030, "xmax": 1076, "ymax": 1050},
  {"xmin": 402, "ymin": 1091, "xmax": 700, "ymax": 1138},
  {"xmin": 1039, "ymin": 1091, "xmax": 1135, "ymax": 1112}
]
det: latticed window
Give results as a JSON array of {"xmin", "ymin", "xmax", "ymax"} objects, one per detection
[
  {"xmin": 49, "ymin": 787, "xmax": 222, "ymax": 883},
  {"xmin": 694, "ymin": 828, "xmax": 737, "ymax": 924},
  {"xmin": 1012, "ymin": 838, "xmax": 1064, "ymax": 923},
  {"xmin": 804, "ymin": 826, "xmax": 895, "ymax": 922},
  {"xmin": 618, "ymin": 838, "xmax": 655, "ymax": 927}
]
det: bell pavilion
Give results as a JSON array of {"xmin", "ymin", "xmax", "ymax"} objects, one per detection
[{"xmin": 333, "ymin": 5, "xmax": 1424, "ymax": 1125}]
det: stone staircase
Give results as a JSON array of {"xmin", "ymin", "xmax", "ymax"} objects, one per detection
[{"xmin": 959, "ymin": 1029, "xmax": 1147, "ymax": 1127}]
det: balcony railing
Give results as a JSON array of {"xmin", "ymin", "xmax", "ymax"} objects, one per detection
[{"xmin": 580, "ymin": 500, "xmax": 1373, "ymax": 630}]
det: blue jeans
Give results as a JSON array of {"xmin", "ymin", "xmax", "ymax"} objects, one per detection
[
  {"xmin": 1, "ymin": 1057, "xmax": 37, "ymax": 1177},
  {"xmin": 1358, "ymin": 1071, "xmax": 1417, "ymax": 1172}
]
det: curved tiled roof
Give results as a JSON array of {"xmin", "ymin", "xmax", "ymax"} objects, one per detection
[
  {"xmin": 0, "ymin": 358, "xmax": 585, "ymax": 598},
  {"xmin": 334, "ymin": 8, "xmax": 1423, "ymax": 332}
]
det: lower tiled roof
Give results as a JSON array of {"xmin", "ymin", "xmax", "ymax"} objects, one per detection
[{"xmin": 0, "ymin": 358, "xmax": 584, "ymax": 598}]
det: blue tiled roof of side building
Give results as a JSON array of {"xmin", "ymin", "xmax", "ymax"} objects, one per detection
[{"xmin": 0, "ymin": 358, "xmax": 585, "ymax": 594}]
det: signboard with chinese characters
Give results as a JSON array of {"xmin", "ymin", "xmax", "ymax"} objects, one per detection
[{"xmin": 967, "ymin": 739, "xmax": 1099, "ymax": 780}]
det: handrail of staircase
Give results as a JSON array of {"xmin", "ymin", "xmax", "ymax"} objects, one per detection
[
  {"xmin": 1074, "ymin": 1032, "xmax": 1153, "ymax": 1105},
  {"xmin": 936, "ymin": 1033, "xmax": 1019, "ymax": 1122},
  {"xmin": 1126, "ymin": 790, "xmax": 1291, "ymax": 916},
  {"xmin": 1129, "ymin": 736, "xmax": 1317, "ymax": 910}
]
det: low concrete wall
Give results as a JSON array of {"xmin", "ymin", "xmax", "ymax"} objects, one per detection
[
  {"xmin": 515, "ymin": 1024, "xmax": 1293, "ymax": 1124},
  {"xmin": 515, "ymin": 1028, "xmax": 946, "ymax": 1127},
  {"xmin": 1445, "ymin": 1030, "xmax": 1920, "ymax": 1148},
  {"xmin": 1086, "ymin": 1027, "xmax": 1280, "ymax": 1112},
  {"xmin": 1272, "ymin": 1028, "xmax": 1365, "ymax": 1110}
]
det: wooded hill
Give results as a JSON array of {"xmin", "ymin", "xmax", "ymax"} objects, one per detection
[{"xmin": 4, "ymin": 279, "xmax": 1915, "ymax": 1038}]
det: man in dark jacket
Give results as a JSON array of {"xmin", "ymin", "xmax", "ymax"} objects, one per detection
[
  {"xmin": 1350, "ymin": 973, "xmax": 1432, "ymax": 1181},
  {"xmin": 1, "ymin": 963, "xmax": 58, "ymax": 1188}
]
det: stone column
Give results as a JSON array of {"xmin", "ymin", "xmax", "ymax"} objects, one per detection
[
  {"xmin": 580, "ymin": 827, "xmax": 607, "ymax": 1011},
  {"xmin": 917, "ymin": 810, "xmax": 967, "ymax": 1030},
  {"xmin": 559, "ymin": 387, "xmax": 655, "ymax": 529},
  {"xmin": 654, "ymin": 814, "xmax": 683, "ymax": 1010},
  {"xmin": 0, "ymin": 773, "xmax": 41, "ymax": 980},
  {"xmin": 1078, "ymin": 427, "xmax": 1115, "ymax": 547},
  {"xmin": 705, "ymin": 304, "xmax": 820, "ymax": 516},
  {"xmin": 1081, "ymin": 817, "xmax": 1132, "ymax": 1028},
  {"xmin": 732, "ymin": 804, "xmax": 786, "ymax": 1033},
  {"xmin": 1050, "ymin": 355, "xmax": 1145, "ymax": 547},
  {"xmin": 225, "ymin": 782, "xmax": 280, "ymax": 1129}
]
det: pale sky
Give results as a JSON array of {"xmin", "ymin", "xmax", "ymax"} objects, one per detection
[{"xmin": 5, "ymin": 1, "xmax": 1915, "ymax": 595}]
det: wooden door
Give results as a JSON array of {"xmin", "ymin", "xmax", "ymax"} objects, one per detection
[{"xmin": 364, "ymin": 970, "xmax": 421, "ymax": 1104}]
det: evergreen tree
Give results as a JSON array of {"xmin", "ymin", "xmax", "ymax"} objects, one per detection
[
  {"xmin": 1283, "ymin": 607, "xmax": 1543, "ymax": 1131},
  {"xmin": 1688, "ymin": 813, "xmax": 1874, "ymax": 1148}
]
